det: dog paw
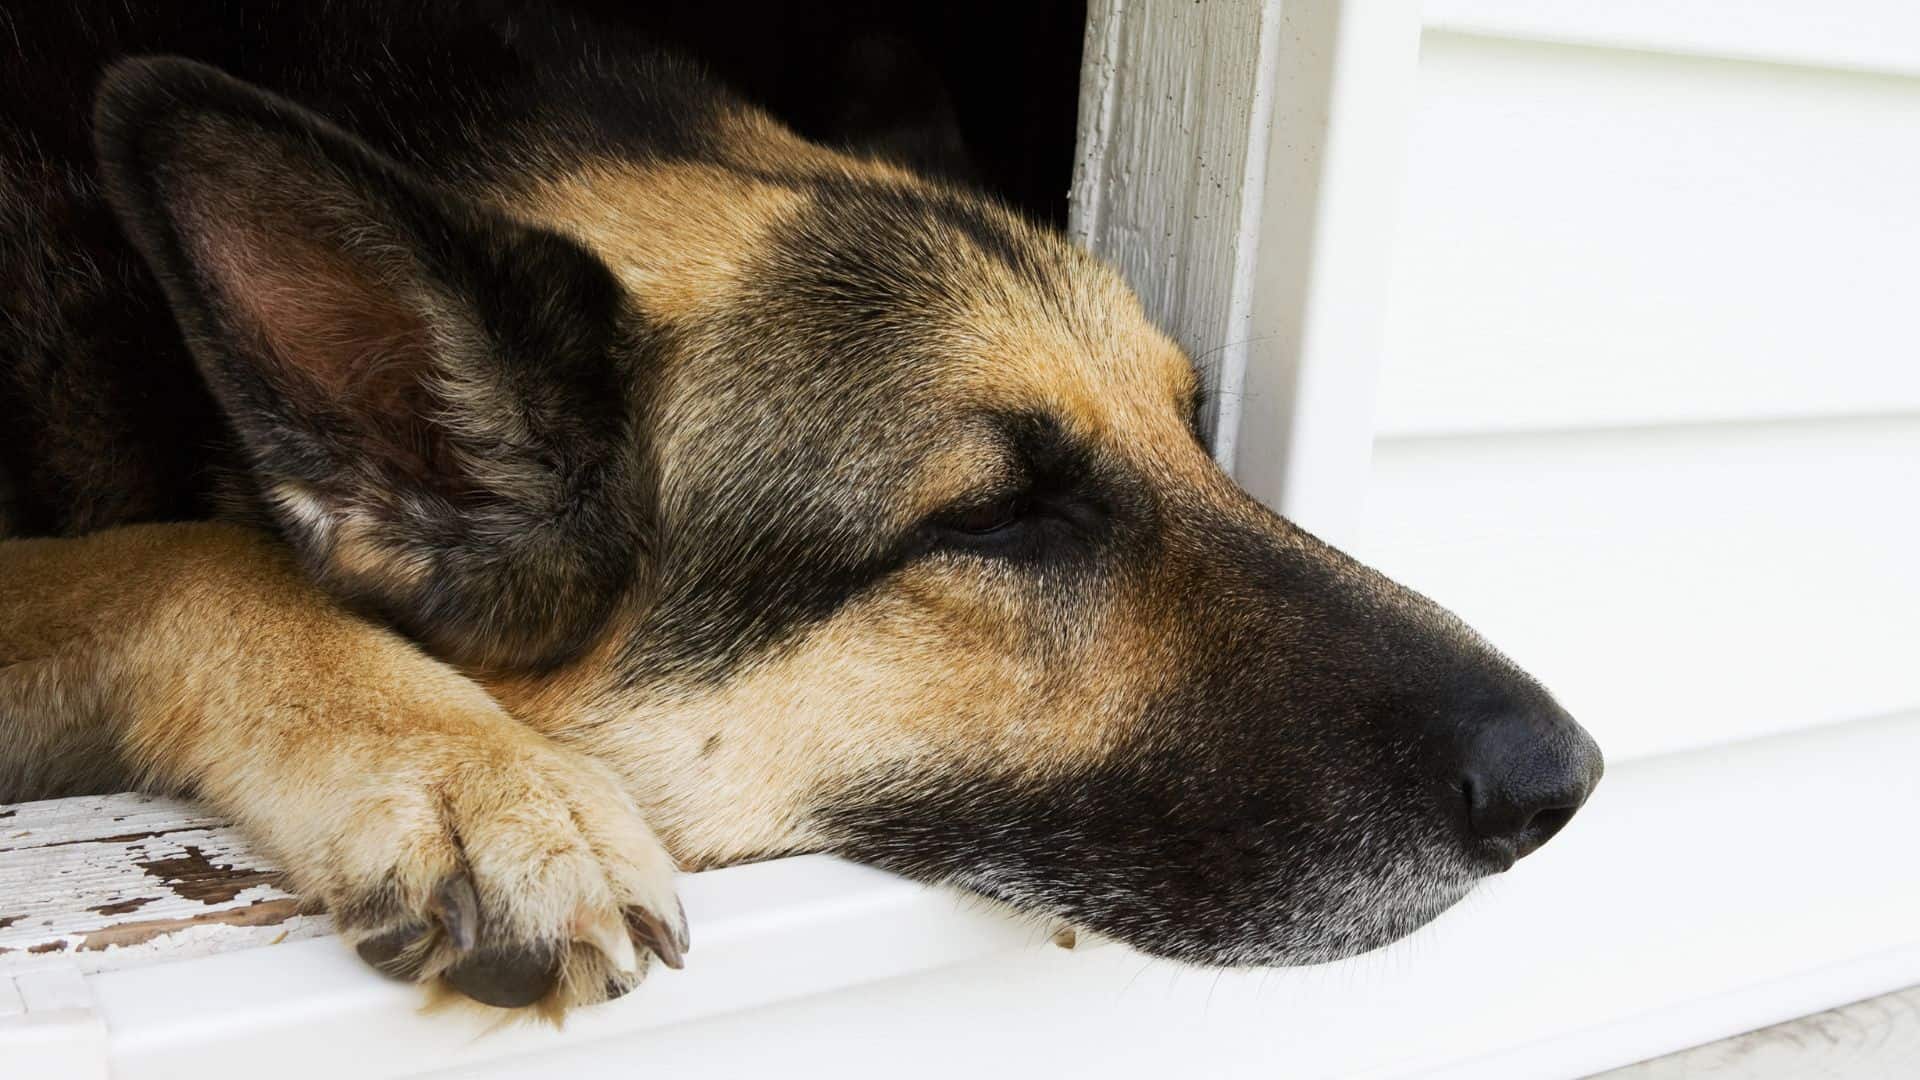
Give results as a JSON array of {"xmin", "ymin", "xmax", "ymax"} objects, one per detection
[{"xmin": 312, "ymin": 739, "xmax": 686, "ymax": 1012}]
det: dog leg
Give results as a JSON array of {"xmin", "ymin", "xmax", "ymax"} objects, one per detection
[{"xmin": 0, "ymin": 521, "xmax": 685, "ymax": 1011}]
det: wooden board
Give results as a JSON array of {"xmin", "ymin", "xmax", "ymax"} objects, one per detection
[
  {"xmin": 0, "ymin": 792, "xmax": 326, "ymax": 975},
  {"xmin": 1597, "ymin": 984, "xmax": 1920, "ymax": 1079},
  {"xmin": 1425, "ymin": 0, "xmax": 1920, "ymax": 79},
  {"xmin": 0, "ymin": 790, "xmax": 1917, "ymax": 1077},
  {"xmin": 1068, "ymin": 0, "xmax": 1423, "ymax": 547}
]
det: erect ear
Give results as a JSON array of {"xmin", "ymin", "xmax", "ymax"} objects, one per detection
[{"xmin": 93, "ymin": 57, "xmax": 643, "ymax": 671}]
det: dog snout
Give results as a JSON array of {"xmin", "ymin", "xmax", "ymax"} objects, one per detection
[{"xmin": 1451, "ymin": 703, "xmax": 1603, "ymax": 868}]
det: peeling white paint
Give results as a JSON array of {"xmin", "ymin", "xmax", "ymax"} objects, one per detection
[{"xmin": 0, "ymin": 793, "xmax": 326, "ymax": 975}]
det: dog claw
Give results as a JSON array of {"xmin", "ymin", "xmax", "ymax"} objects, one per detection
[
  {"xmin": 625, "ymin": 903, "xmax": 687, "ymax": 970},
  {"xmin": 430, "ymin": 874, "xmax": 480, "ymax": 953},
  {"xmin": 576, "ymin": 906, "xmax": 640, "ymax": 975},
  {"xmin": 355, "ymin": 922, "xmax": 433, "ymax": 979}
]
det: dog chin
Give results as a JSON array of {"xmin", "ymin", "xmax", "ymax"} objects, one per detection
[
  {"xmin": 1105, "ymin": 868, "xmax": 1480, "ymax": 970},
  {"xmin": 1260, "ymin": 876, "xmax": 1477, "ymax": 967}
]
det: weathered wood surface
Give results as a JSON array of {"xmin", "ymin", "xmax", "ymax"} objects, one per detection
[
  {"xmin": 2, "ymin": 793, "xmax": 1917, "ymax": 1079},
  {"xmin": 1596, "ymin": 983, "xmax": 1920, "ymax": 1079},
  {"xmin": 1069, "ymin": 0, "xmax": 1422, "ymax": 547},
  {"xmin": 0, "ymin": 792, "xmax": 326, "ymax": 974}
]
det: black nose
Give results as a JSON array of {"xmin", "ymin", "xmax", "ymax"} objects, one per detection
[{"xmin": 1455, "ymin": 704, "xmax": 1603, "ymax": 867}]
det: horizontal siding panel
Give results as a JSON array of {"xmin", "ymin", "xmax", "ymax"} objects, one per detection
[
  {"xmin": 1375, "ymin": 33, "xmax": 1920, "ymax": 437},
  {"xmin": 1353, "ymin": 416, "xmax": 1920, "ymax": 761},
  {"xmin": 1425, "ymin": 0, "xmax": 1920, "ymax": 78}
]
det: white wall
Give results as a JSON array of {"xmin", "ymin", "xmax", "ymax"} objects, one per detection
[{"xmin": 1350, "ymin": 14, "xmax": 1920, "ymax": 762}]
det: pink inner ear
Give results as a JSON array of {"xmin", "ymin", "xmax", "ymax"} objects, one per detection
[
  {"xmin": 172, "ymin": 186, "xmax": 463, "ymax": 491},
  {"xmin": 182, "ymin": 193, "xmax": 441, "ymax": 430}
]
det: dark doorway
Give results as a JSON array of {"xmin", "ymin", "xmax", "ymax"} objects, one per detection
[{"xmin": 574, "ymin": 1, "xmax": 1089, "ymax": 228}]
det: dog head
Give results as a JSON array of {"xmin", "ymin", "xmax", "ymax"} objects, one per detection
[{"xmin": 96, "ymin": 57, "xmax": 1601, "ymax": 967}]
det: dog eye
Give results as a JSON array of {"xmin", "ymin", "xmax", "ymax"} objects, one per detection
[
  {"xmin": 923, "ymin": 485, "xmax": 1109, "ymax": 562},
  {"xmin": 944, "ymin": 495, "xmax": 1030, "ymax": 536}
]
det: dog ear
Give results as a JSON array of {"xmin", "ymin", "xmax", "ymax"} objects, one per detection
[{"xmin": 93, "ymin": 57, "xmax": 642, "ymax": 671}]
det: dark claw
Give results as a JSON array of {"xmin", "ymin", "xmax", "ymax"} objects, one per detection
[
  {"xmin": 603, "ymin": 975, "xmax": 636, "ymax": 1002},
  {"xmin": 355, "ymin": 922, "xmax": 433, "ymax": 979},
  {"xmin": 429, "ymin": 874, "xmax": 480, "ymax": 953},
  {"xmin": 444, "ymin": 943, "xmax": 562, "ymax": 1008},
  {"xmin": 624, "ymin": 904, "xmax": 686, "ymax": 970}
]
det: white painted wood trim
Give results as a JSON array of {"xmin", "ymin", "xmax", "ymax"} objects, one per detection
[
  {"xmin": 1070, "ymin": 0, "xmax": 1281, "ymax": 463},
  {"xmin": 1424, "ymin": 0, "xmax": 1920, "ymax": 80},
  {"xmin": 1070, "ymin": 0, "xmax": 1422, "ymax": 546},
  {"xmin": 5, "ymin": 712, "xmax": 1919, "ymax": 1077},
  {"xmin": 2, "ymin": 966, "xmax": 106, "ymax": 1080},
  {"xmin": 1, "ymin": 848, "xmax": 1044, "ymax": 1079},
  {"xmin": 1594, "ymin": 984, "xmax": 1920, "ymax": 1079},
  {"xmin": 1231, "ymin": 0, "xmax": 1421, "ymax": 547}
]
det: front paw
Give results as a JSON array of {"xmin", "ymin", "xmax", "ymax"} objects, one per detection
[{"xmin": 309, "ymin": 741, "xmax": 686, "ymax": 1012}]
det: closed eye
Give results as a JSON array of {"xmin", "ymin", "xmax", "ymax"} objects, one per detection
[
  {"xmin": 920, "ymin": 411, "xmax": 1112, "ymax": 561},
  {"xmin": 926, "ymin": 488, "xmax": 1109, "ymax": 561},
  {"xmin": 943, "ymin": 494, "xmax": 1031, "ymax": 536},
  {"xmin": 928, "ymin": 490, "xmax": 1040, "ymax": 555}
]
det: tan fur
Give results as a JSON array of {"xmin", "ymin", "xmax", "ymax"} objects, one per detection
[
  {"xmin": 517, "ymin": 162, "xmax": 805, "ymax": 323},
  {"xmin": 488, "ymin": 549, "xmax": 1186, "ymax": 870},
  {"xmin": 268, "ymin": 480, "xmax": 435, "ymax": 594},
  {"xmin": 0, "ymin": 523, "xmax": 681, "ymax": 1010}
]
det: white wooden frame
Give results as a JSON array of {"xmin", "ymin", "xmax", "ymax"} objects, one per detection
[
  {"xmin": 9, "ymin": 712, "xmax": 1919, "ymax": 1079},
  {"xmin": 1070, "ymin": 0, "xmax": 1421, "ymax": 547}
]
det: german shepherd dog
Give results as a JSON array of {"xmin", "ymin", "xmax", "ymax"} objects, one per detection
[{"xmin": 0, "ymin": 2, "xmax": 1602, "ymax": 1012}]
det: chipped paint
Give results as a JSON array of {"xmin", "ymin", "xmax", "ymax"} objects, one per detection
[
  {"xmin": 0, "ymin": 792, "xmax": 329, "ymax": 974},
  {"xmin": 136, "ymin": 846, "xmax": 278, "ymax": 904},
  {"xmin": 79, "ymin": 898, "xmax": 301, "ymax": 951}
]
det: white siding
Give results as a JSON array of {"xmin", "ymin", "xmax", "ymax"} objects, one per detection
[
  {"xmin": 1363, "ymin": 417, "xmax": 1920, "ymax": 760},
  {"xmin": 1352, "ymin": 11, "xmax": 1920, "ymax": 763},
  {"xmin": 1374, "ymin": 32, "xmax": 1920, "ymax": 437},
  {"xmin": 1423, "ymin": 0, "xmax": 1920, "ymax": 78}
]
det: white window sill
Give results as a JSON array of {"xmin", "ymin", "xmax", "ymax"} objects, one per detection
[
  {"xmin": 6, "ymin": 709, "xmax": 1919, "ymax": 1079},
  {"xmin": 3, "ymin": 850, "xmax": 1039, "ymax": 1079}
]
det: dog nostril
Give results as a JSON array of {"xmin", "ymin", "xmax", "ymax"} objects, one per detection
[
  {"xmin": 1462, "ymin": 778, "xmax": 1583, "ymax": 863},
  {"xmin": 1454, "ymin": 703, "xmax": 1603, "ymax": 866},
  {"xmin": 1526, "ymin": 804, "xmax": 1576, "ymax": 844}
]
